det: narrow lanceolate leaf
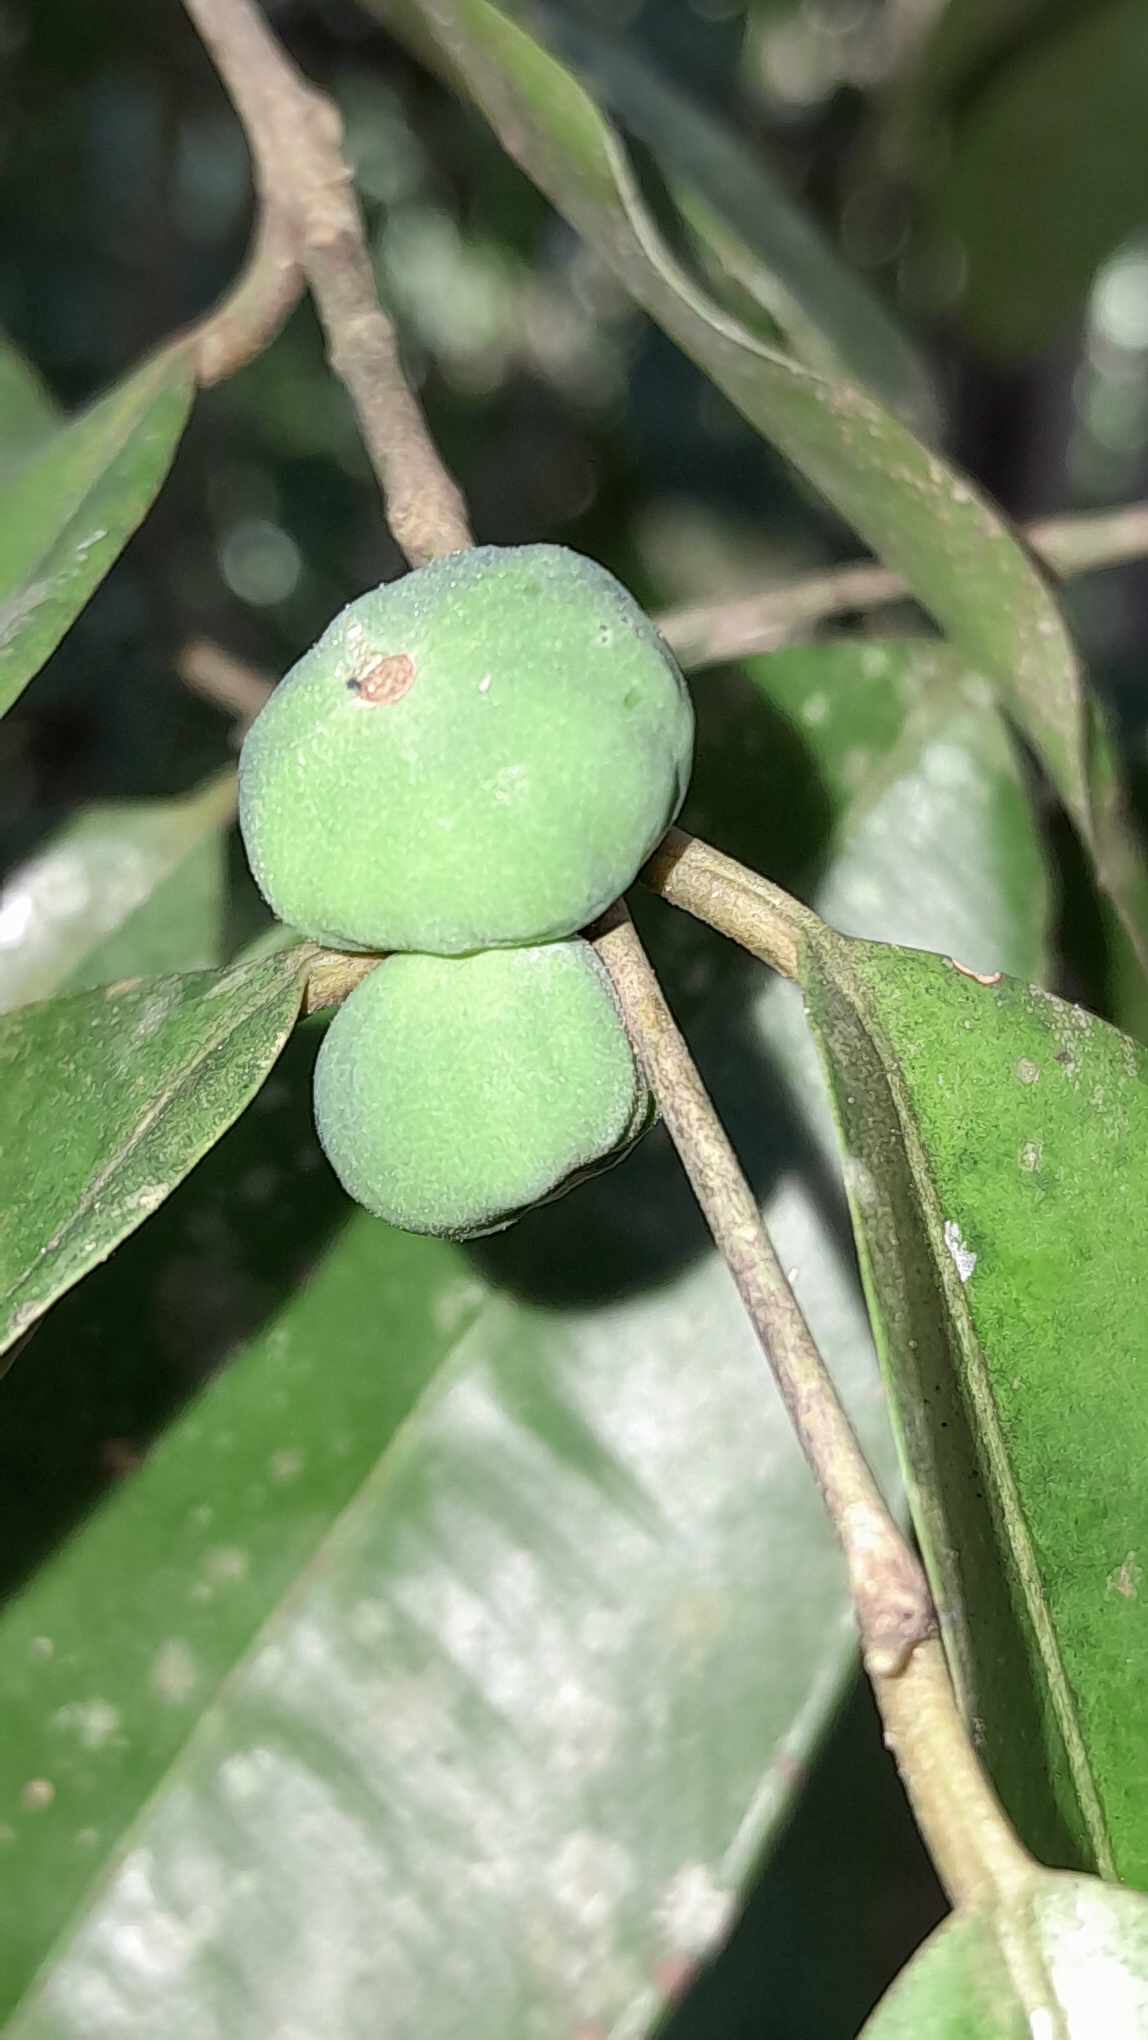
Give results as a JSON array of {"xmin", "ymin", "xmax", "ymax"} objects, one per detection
[
  {"xmin": 0, "ymin": 344, "xmax": 193, "ymax": 719},
  {"xmin": 0, "ymin": 771, "xmax": 237, "ymax": 1013},
  {"xmin": 0, "ymin": 335, "xmax": 58, "ymax": 469},
  {"xmin": 0, "ymin": 948, "xmax": 309, "ymax": 1363},
  {"xmin": 0, "ymin": 633, "xmax": 1047, "ymax": 2039},
  {"xmin": 802, "ymin": 927, "xmax": 1148, "ymax": 1884},
  {"xmin": 863, "ymin": 1872, "xmax": 1148, "ymax": 2037},
  {"xmin": 386, "ymin": 0, "xmax": 1148, "ymax": 969},
  {"xmin": 532, "ymin": 7, "xmax": 937, "ymax": 426}
]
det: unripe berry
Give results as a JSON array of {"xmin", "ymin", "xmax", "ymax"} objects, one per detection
[
  {"xmin": 239, "ymin": 545, "xmax": 693, "ymax": 954},
  {"xmin": 312, "ymin": 941, "xmax": 651, "ymax": 1237}
]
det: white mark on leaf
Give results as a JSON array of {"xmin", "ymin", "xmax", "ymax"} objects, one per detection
[
  {"xmin": 656, "ymin": 1863, "xmax": 733, "ymax": 1955},
  {"xmin": 151, "ymin": 1638, "xmax": 199, "ymax": 1703},
  {"xmin": 943, "ymin": 1220, "xmax": 977, "ymax": 1283},
  {"xmin": 53, "ymin": 1699, "xmax": 122, "ymax": 1750}
]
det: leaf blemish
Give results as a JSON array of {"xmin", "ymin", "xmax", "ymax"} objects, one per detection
[
  {"xmin": 947, "ymin": 958, "xmax": 1003, "ymax": 987},
  {"xmin": 1015, "ymin": 1058, "xmax": 1041, "ymax": 1085},
  {"xmin": 1107, "ymin": 1553, "xmax": 1142, "ymax": 1600},
  {"xmin": 943, "ymin": 1219, "xmax": 977, "ymax": 1283}
]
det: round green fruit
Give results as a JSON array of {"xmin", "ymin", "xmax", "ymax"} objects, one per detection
[
  {"xmin": 238, "ymin": 544, "xmax": 693, "ymax": 954},
  {"xmin": 312, "ymin": 941, "xmax": 651, "ymax": 1238}
]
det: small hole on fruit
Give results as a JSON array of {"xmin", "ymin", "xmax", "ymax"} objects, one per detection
[
  {"xmin": 596, "ymin": 624, "xmax": 613, "ymax": 647},
  {"xmin": 347, "ymin": 653, "xmax": 416, "ymax": 705}
]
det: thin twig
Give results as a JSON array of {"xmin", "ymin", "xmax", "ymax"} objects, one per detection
[
  {"xmin": 179, "ymin": 639, "xmax": 275, "ymax": 729},
  {"xmin": 182, "ymin": 0, "xmax": 472, "ymax": 566},
  {"xmin": 880, "ymin": 1636, "xmax": 1033, "ymax": 1907},
  {"xmin": 191, "ymin": 199, "xmax": 302, "ymax": 385},
  {"xmin": 176, "ymin": 487, "xmax": 1148, "ymax": 714},
  {"xmin": 594, "ymin": 903, "xmax": 933, "ymax": 1676},
  {"xmin": 641, "ymin": 827, "xmax": 816, "ymax": 981},
  {"xmin": 594, "ymin": 902, "xmax": 1033, "ymax": 1908},
  {"xmin": 660, "ymin": 500, "xmax": 1148, "ymax": 669}
]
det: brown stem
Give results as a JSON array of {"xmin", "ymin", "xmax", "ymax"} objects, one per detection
[
  {"xmin": 880, "ymin": 1636, "xmax": 1033, "ymax": 1908},
  {"xmin": 593, "ymin": 903, "xmax": 934, "ymax": 1679},
  {"xmin": 191, "ymin": 200, "xmax": 302, "ymax": 385},
  {"xmin": 659, "ymin": 500, "xmax": 1148, "ymax": 670},
  {"xmin": 177, "ymin": 484, "xmax": 1148, "ymax": 720},
  {"xmin": 182, "ymin": 0, "xmax": 472, "ymax": 565},
  {"xmin": 303, "ymin": 948, "xmax": 385, "ymax": 1015},
  {"xmin": 178, "ymin": 640, "xmax": 275, "ymax": 729},
  {"xmin": 641, "ymin": 827, "xmax": 817, "ymax": 981}
]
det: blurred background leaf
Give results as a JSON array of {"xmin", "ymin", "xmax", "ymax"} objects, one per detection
[
  {"xmin": 0, "ymin": 769, "xmax": 236, "ymax": 1010},
  {"xmin": 887, "ymin": 0, "xmax": 1148, "ymax": 362},
  {"xmin": 526, "ymin": 3, "xmax": 938, "ymax": 428}
]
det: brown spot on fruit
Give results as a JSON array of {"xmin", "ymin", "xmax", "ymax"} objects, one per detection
[{"xmin": 348, "ymin": 653, "xmax": 416, "ymax": 706}]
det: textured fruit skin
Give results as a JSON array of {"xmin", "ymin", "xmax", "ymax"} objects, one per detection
[
  {"xmin": 312, "ymin": 942, "xmax": 651, "ymax": 1237},
  {"xmin": 238, "ymin": 545, "xmax": 694, "ymax": 954}
]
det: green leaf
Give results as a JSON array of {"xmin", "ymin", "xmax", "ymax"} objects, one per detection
[
  {"xmin": 384, "ymin": 0, "xmax": 1148, "ymax": 973},
  {"xmin": 533, "ymin": 7, "xmax": 937, "ymax": 425},
  {"xmin": 0, "ymin": 635, "xmax": 1048, "ymax": 2035},
  {"xmin": 0, "ymin": 345, "xmax": 193, "ymax": 720},
  {"xmin": 899, "ymin": 0, "xmax": 1148, "ymax": 359},
  {"xmin": 0, "ymin": 771, "xmax": 237, "ymax": 1013},
  {"xmin": 803, "ymin": 928, "xmax": 1148, "ymax": 1883},
  {"xmin": 0, "ymin": 948, "xmax": 309, "ymax": 1363},
  {"xmin": 863, "ymin": 1872, "xmax": 1148, "ymax": 2037},
  {"xmin": 0, "ymin": 335, "xmax": 58, "ymax": 470}
]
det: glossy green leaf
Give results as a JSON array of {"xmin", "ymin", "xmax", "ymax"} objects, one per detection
[
  {"xmin": 0, "ymin": 345, "xmax": 193, "ymax": 720},
  {"xmin": 0, "ymin": 948, "xmax": 309, "ymax": 1364},
  {"xmin": 0, "ymin": 635, "xmax": 1048, "ymax": 2035},
  {"xmin": 533, "ymin": 8, "xmax": 937, "ymax": 425},
  {"xmin": 803, "ymin": 928, "xmax": 1148, "ymax": 1883},
  {"xmin": 863, "ymin": 1872, "xmax": 1148, "ymax": 2037},
  {"xmin": 385, "ymin": 0, "xmax": 1148, "ymax": 971},
  {"xmin": 0, "ymin": 772, "xmax": 237, "ymax": 1013},
  {"xmin": 0, "ymin": 336, "xmax": 58, "ymax": 469}
]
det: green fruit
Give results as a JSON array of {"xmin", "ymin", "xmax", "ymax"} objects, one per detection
[
  {"xmin": 239, "ymin": 544, "xmax": 693, "ymax": 954},
  {"xmin": 312, "ymin": 941, "xmax": 651, "ymax": 1237}
]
